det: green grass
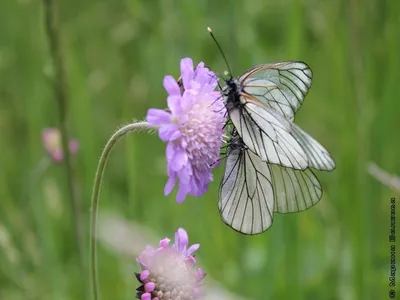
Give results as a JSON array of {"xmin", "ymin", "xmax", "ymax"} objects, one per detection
[{"xmin": 0, "ymin": 0, "xmax": 399, "ymax": 299}]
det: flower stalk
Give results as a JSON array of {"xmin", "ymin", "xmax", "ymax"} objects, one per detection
[
  {"xmin": 43, "ymin": 0, "xmax": 84, "ymax": 264},
  {"xmin": 90, "ymin": 122, "xmax": 156, "ymax": 300}
]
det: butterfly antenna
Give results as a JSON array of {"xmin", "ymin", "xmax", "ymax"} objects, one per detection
[{"xmin": 207, "ymin": 27, "xmax": 233, "ymax": 77}]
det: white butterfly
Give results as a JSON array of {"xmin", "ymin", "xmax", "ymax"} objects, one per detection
[
  {"xmin": 216, "ymin": 61, "xmax": 336, "ymax": 234},
  {"xmin": 205, "ymin": 27, "xmax": 335, "ymax": 234},
  {"xmin": 223, "ymin": 61, "xmax": 335, "ymax": 171},
  {"xmin": 219, "ymin": 130, "xmax": 324, "ymax": 234}
]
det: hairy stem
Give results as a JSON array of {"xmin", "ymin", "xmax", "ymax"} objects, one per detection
[
  {"xmin": 90, "ymin": 122, "xmax": 156, "ymax": 300},
  {"xmin": 43, "ymin": 0, "xmax": 85, "ymax": 264}
]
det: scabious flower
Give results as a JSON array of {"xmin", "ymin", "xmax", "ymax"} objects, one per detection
[
  {"xmin": 135, "ymin": 228, "xmax": 206, "ymax": 300},
  {"xmin": 42, "ymin": 128, "xmax": 79, "ymax": 162},
  {"xmin": 146, "ymin": 58, "xmax": 226, "ymax": 203}
]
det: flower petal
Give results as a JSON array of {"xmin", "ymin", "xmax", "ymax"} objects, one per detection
[
  {"xmin": 180, "ymin": 58, "xmax": 194, "ymax": 90},
  {"xmin": 197, "ymin": 268, "xmax": 206, "ymax": 280},
  {"xmin": 195, "ymin": 62, "xmax": 205, "ymax": 69},
  {"xmin": 175, "ymin": 228, "xmax": 188, "ymax": 252},
  {"xmin": 166, "ymin": 142, "xmax": 176, "ymax": 161},
  {"xmin": 186, "ymin": 243, "xmax": 200, "ymax": 256},
  {"xmin": 163, "ymin": 75, "xmax": 180, "ymax": 96},
  {"xmin": 170, "ymin": 148, "xmax": 188, "ymax": 172},
  {"xmin": 164, "ymin": 175, "xmax": 176, "ymax": 196},
  {"xmin": 167, "ymin": 95, "xmax": 182, "ymax": 115},
  {"xmin": 176, "ymin": 184, "xmax": 190, "ymax": 203},
  {"xmin": 185, "ymin": 255, "xmax": 197, "ymax": 265},
  {"xmin": 180, "ymin": 92, "xmax": 196, "ymax": 113},
  {"xmin": 158, "ymin": 124, "xmax": 180, "ymax": 141},
  {"xmin": 146, "ymin": 108, "xmax": 171, "ymax": 126},
  {"xmin": 159, "ymin": 238, "xmax": 171, "ymax": 248},
  {"xmin": 177, "ymin": 165, "xmax": 192, "ymax": 184}
]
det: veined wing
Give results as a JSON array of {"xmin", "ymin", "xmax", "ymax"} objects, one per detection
[
  {"xmin": 219, "ymin": 140, "xmax": 274, "ymax": 235},
  {"xmin": 268, "ymin": 164, "xmax": 322, "ymax": 213},
  {"xmin": 291, "ymin": 124, "xmax": 336, "ymax": 171},
  {"xmin": 239, "ymin": 62, "xmax": 312, "ymax": 122},
  {"xmin": 229, "ymin": 101, "xmax": 309, "ymax": 170}
]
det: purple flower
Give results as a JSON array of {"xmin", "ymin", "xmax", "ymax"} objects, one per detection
[
  {"xmin": 42, "ymin": 128, "xmax": 79, "ymax": 162},
  {"xmin": 135, "ymin": 228, "xmax": 206, "ymax": 300},
  {"xmin": 147, "ymin": 58, "xmax": 226, "ymax": 203}
]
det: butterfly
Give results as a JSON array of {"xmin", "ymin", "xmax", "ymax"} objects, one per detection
[
  {"xmin": 205, "ymin": 28, "xmax": 334, "ymax": 171},
  {"xmin": 222, "ymin": 61, "xmax": 335, "ymax": 171},
  {"xmin": 206, "ymin": 27, "xmax": 335, "ymax": 234},
  {"xmin": 219, "ymin": 129, "xmax": 323, "ymax": 234}
]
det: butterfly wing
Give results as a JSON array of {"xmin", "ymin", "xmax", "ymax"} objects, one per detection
[
  {"xmin": 229, "ymin": 101, "xmax": 309, "ymax": 170},
  {"xmin": 291, "ymin": 124, "xmax": 336, "ymax": 171},
  {"xmin": 229, "ymin": 94, "xmax": 335, "ymax": 171},
  {"xmin": 219, "ymin": 141, "xmax": 275, "ymax": 235},
  {"xmin": 268, "ymin": 164, "xmax": 322, "ymax": 213},
  {"xmin": 239, "ymin": 61, "xmax": 312, "ymax": 122}
]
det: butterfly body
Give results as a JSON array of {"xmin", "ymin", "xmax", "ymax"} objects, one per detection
[{"xmin": 223, "ymin": 77, "xmax": 243, "ymax": 111}]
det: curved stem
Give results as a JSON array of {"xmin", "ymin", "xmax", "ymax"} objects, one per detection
[{"xmin": 90, "ymin": 122, "xmax": 156, "ymax": 300}]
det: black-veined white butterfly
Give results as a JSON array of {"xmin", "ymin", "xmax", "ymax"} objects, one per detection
[
  {"xmin": 219, "ymin": 129, "xmax": 323, "ymax": 234},
  {"xmin": 206, "ymin": 27, "xmax": 335, "ymax": 234},
  {"xmin": 222, "ymin": 61, "xmax": 335, "ymax": 171},
  {"xmin": 208, "ymin": 27, "xmax": 335, "ymax": 172}
]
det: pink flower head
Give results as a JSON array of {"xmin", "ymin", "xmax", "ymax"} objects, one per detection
[
  {"xmin": 146, "ymin": 58, "xmax": 226, "ymax": 203},
  {"xmin": 135, "ymin": 228, "xmax": 206, "ymax": 300},
  {"xmin": 42, "ymin": 128, "xmax": 79, "ymax": 162}
]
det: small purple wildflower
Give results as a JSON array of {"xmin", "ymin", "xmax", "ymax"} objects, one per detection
[
  {"xmin": 147, "ymin": 58, "xmax": 226, "ymax": 203},
  {"xmin": 42, "ymin": 128, "xmax": 79, "ymax": 162},
  {"xmin": 135, "ymin": 228, "xmax": 206, "ymax": 300}
]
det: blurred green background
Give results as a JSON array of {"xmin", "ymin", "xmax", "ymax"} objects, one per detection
[{"xmin": 0, "ymin": 0, "xmax": 399, "ymax": 299}]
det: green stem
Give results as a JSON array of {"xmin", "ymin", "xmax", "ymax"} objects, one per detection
[
  {"xmin": 90, "ymin": 122, "xmax": 156, "ymax": 300},
  {"xmin": 43, "ymin": 0, "xmax": 85, "ymax": 264}
]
